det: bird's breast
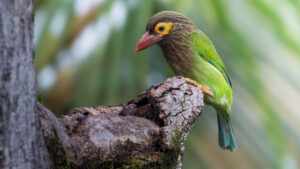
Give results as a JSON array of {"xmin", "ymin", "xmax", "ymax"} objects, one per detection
[{"xmin": 160, "ymin": 41, "xmax": 195, "ymax": 75}]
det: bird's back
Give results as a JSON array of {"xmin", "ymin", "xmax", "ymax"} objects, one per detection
[
  {"xmin": 190, "ymin": 30, "xmax": 232, "ymax": 111},
  {"xmin": 161, "ymin": 30, "xmax": 233, "ymax": 112}
]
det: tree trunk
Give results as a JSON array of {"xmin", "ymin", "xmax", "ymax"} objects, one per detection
[{"xmin": 0, "ymin": 0, "xmax": 50, "ymax": 169}]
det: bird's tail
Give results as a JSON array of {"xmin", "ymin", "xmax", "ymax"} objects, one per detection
[{"xmin": 217, "ymin": 113, "xmax": 237, "ymax": 151}]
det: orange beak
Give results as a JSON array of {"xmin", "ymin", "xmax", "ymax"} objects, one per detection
[{"xmin": 135, "ymin": 32, "xmax": 162, "ymax": 53}]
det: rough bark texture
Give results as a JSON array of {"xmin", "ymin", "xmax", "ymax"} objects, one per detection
[
  {"xmin": 0, "ymin": 0, "xmax": 50, "ymax": 169},
  {"xmin": 37, "ymin": 77, "xmax": 204, "ymax": 169}
]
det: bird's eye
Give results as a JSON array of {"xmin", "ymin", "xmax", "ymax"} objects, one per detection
[
  {"xmin": 158, "ymin": 26, "xmax": 165, "ymax": 32},
  {"xmin": 154, "ymin": 22, "xmax": 174, "ymax": 36}
]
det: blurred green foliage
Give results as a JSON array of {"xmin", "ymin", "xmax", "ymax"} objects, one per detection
[{"xmin": 35, "ymin": 0, "xmax": 300, "ymax": 168}]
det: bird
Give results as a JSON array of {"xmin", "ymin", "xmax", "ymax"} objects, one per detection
[{"xmin": 135, "ymin": 11, "xmax": 237, "ymax": 151}]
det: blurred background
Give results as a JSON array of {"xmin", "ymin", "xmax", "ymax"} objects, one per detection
[{"xmin": 34, "ymin": 0, "xmax": 300, "ymax": 168}]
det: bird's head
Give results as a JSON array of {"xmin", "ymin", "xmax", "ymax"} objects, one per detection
[{"xmin": 135, "ymin": 11, "xmax": 195, "ymax": 52}]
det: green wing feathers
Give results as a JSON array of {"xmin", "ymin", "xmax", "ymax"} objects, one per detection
[{"xmin": 191, "ymin": 31, "xmax": 232, "ymax": 87}]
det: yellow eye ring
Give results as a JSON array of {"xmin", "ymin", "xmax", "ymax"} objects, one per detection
[{"xmin": 154, "ymin": 22, "xmax": 174, "ymax": 36}]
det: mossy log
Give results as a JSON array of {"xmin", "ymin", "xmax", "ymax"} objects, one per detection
[{"xmin": 37, "ymin": 76, "xmax": 204, "ymax": 169}]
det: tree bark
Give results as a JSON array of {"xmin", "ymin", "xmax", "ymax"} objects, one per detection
[
  {"xmin": 0, "ymin": 1, "xmax": 50, "ymax": 169},
  {"xmin": 37, "ymin": 77, "xmax": 204, "ymax": 169}
]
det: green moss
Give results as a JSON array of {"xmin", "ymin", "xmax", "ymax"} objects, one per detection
[
  {"xmin": 46, "ymin": 131, "xmax": 71, "ymax": 169},
  {"xmin": 159, "ymin": 128, "xmax": 183, "ymax": 169},
  {"xmin": 97, "ymin": 157, "xmax": 152, "ymax": 169},
  {"xmin": 172, "ymin": 128, "xmax": 183, "ymax": 149}
]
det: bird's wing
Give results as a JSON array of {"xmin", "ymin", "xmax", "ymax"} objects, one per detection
[{"xmin": 191, "ymin": 30, "xmax": 232, "ymax": 87}]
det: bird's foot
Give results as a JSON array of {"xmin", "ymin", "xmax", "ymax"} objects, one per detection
[{"xmin": 183, "ymin": 77, "xmax": 214, "ymax": 97}]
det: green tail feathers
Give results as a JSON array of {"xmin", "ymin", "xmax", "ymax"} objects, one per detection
[{"xmin": 217, "ymin": 113, "xmax": 237, "ymax": 151}]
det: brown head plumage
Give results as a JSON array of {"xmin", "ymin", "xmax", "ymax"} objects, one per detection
[
  {"xmin": 136, "ymin": 11, "xmax": 197, "ymax": 74},
  {"xmin": 147, "ymin": 11, "xmax": 195, "ymax": 35},
  {"xmin": 135, "ymin": 11, "xmax": 196, "ymax": 52}
]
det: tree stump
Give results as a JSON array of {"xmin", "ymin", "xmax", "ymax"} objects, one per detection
[{"xmin": 38, "ymin": 76, "xmax": 204, "ymax": 169}]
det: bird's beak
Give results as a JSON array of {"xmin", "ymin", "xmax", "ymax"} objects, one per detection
[{"xmin": 135, "ymin": 32, "xmax": 162, "ymax": 53}]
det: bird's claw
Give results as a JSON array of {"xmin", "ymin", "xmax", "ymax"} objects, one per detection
[
  {"xmin": 183, "ymin": 77, "xmax": 214, "ymax": 97},
  {"xmin": 200, "ymin": 85, "xmax": 214, "ymax": 97}
]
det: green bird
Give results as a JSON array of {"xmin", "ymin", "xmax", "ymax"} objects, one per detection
[{"xmin": 135, "ymin": 11, "xmax": 237, "ymax": 151}]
